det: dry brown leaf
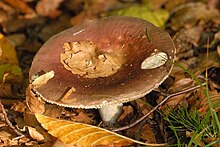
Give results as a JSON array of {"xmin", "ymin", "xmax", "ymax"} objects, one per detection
[
  {"xmin": 44, "ymin": 104, "xmax": 64, "ymax": 118},
  {"xmin": 217, "ymin": 46, "xmax": 220, "ymax": 57},
  {"xmin": 140, "ymin": 124, "xmax": 157, "ymax": 143},
  {"xmin": 72, "ymin": 111, "xmax": 93, "ymax": 124},
  {"xmin": 35, "ymin": 0, "xmax": 64, "ymax": 18},
  {"xmin": 10, "ymin": 101, "xmax": 26, "ymax": 113},
  {"xmin": 0, "ymin": 9, "xmax": 10, "ymax": 24},
  {"xmin": 135, "ymin": 99, "xmax": 152, "ymax": 117},
  {"xmin": 35, "ymin": 114, "xmax": 164, "ymax": 146},
  {"xmin": 159, "ymin": 78, "xmax": 193, "ymax": 111},
  {"xmin": 27, "ymin": 126, "xmax": 44, "ymax": 141},
  {"xmin": 117, "ymin": 105, "xmax": 134, "ymax": 123},
  {"xmin": 169, "ymin": 2, "xmax": 219, "ymax": 31},
  {"xmin": 168, "ymin": 78, "xmax": 193, "ymax": 93},
  {"xmin": 173, "ymin": 26, "xmax": 203, "ymax": 60},
  {"xmin": 197, "ymin": 90, "xmax": 220, "ymax": 115},
  {"xmin": 26, "ymin": 85, "xmax": 45, "ymax": 114},
  {"xmin": 0, "ymin": 83, "xmax": 16, "ymax": 97},
  {"xmin": 3, "ymin": 0, "xmax": 35, "ymax": 14},
  {"xmin": 192, "ymin": 51, "xmax": 220, "ymax": 76},
  {"xmin": 0, "ymin": 131, "xmax": 11, "ymax": 140}
]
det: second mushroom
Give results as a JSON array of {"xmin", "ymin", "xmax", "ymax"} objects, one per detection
[{"xmin": 27, "ymin": 16, "xmax": 176, "ymax": 125}]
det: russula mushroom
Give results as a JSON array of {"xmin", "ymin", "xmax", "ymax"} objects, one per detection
[{"xmin": 27, "ymin": 16, "xmax": 175, "ymax": 125}]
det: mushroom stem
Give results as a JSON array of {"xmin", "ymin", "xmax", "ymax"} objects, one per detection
[{"xmin": 98, "ymin": 103, "xmax": 123, "ymax": 125}]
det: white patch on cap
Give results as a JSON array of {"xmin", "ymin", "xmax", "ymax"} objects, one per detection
[{"xmin": 141, "ymin": 52, "xmax": 168, "ymax": 69}]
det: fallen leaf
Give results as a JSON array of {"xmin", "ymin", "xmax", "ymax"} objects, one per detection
[
  {"xmin": 35, "ymin": 114, "xmax": 164, "ymax": 146},
  {"xmin": 26, "ymin": 85, "xmax": 45, "ymax": 114},
  {"xmin": 0, "ymin": 131, "xmax": 11, "ymax": 140},
  {"xmin": 6, "ymin": 34, "xmax": 26, "ymax": 47},
  {"xmin": 173, "ymin": 26, "xmax": 203, "ymax": 60},
  {"xmin": 159, "ymin": 78, "xmax": 193, "ymax": 111},
  {"xmin": 135, "ymin": 99, "xmax": 153, "ymax": 117},
  {"xmin": 117, "ymin": 105, "xmax": 134, "ymax": 124},
  {"xmin": 108, "ymin": 2, "xmax": 169, "ymax": 28},
  {"xmin": 197, "ymin": 90, "xmax": 220, "ymax": 115},
  {"xmin": 44, "ymin": 104, "xmax": 64, "ymax": 118},
  {"xmin": 10, "ymin": 101, "xmax": 26, "ymax": 113},
  {"xmin": 140, "ymin": 124, "xmax": 157, "ymax": 143},
  {"xmin": 192, "ymin": 51, "xmax": 220, "ymax": 76},
  {"xmin": 0, "ymin": 34, "xmax": 23, "ymax": 97},
  {"xmin": 31, "ymin": 70, "xmax": 54, "ymax": 88},
  {"xmin": 72, "ymin": 111, "xmax": 93, "ymax": 124},
  {"xmin": 35, "ymin": 0, "xmax": 64, "ymax": 18},
  {"xmin": 27, "ymin": 126, "xmax": 44, "ymax": 141},
  {"xmin": 169, "ymin": 2, "xmax": 219, "ymax": 31},
  {"xmin": 2, "ymin": 16, "xmax": 46, "ymax": 33},
  {"xmin": 3, "ymin": 0, "xmax": 35, "ymax": 14},
  {"xmin": 0, "ymin": 34, "xmax": 18, "ymax": 64},
  {"xmin": 52, "ymin": 139, "xmax": 74, "ymax": 147},
  {"xmin": 0, "ymin": 83, "xmax": 16, "ymax": 97}
]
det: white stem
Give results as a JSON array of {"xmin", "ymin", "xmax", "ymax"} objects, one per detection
[{"xmin": 99, "ymin": 103, "xmax": 123, "ymax": 125}]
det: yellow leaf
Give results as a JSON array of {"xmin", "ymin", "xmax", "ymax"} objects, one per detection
[
  {"xmin": 0, "ymin": 34, "xmax": 23, "ymax": 84},
  {"xmin": 0, "ymin": 34, "xmax": 18, "ymax": 64},
  {"xmin": 35, "ymin": 114, "xmax": 165, "ymax": 146}
]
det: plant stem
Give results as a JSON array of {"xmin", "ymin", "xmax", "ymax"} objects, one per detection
[{"xmin": 112, "ymin": 83, "xmax": 206, "ymax": 132}]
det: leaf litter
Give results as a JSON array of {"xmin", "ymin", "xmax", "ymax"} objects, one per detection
[{"xmin": 0, "ymin": 0, "xmax": 219, "ymax": 146}]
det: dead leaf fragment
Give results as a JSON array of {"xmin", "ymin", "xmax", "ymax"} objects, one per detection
[
  {"xmin": 31, "ymin": 70, "xmax": 54, "ymax": 88},
  {"xmin": 140, "ymin": 124, "xmax": 157, "ymax": 143},
  {"xmin": 170, "ymin": 2, "xmax": 219, "ymax": 31},
  {"xmin": 11, "ymin": 101, "xmax": 26, "ymax": 113},
  {"xmin": 72, "ymin": 111, "xmax": 93, "ymax": 124},
  {"xmin": 117, "ymin": 105, "xmax": 134, "ymax": 123},
  {"xmin": 35, "ymin": 0, "xmax": 64, "ymax": 18},
  {"xmin": 3, "ymin": 0, "xmax": 35, "ymax": 14},
  {"xmin": 27, "ymin": 126, "xmax": 44, "ymax": 141},
  {"xmin": 35, "ymin": 114, "xmax": 163, "ymax": 146},
  {"xmin": 26, "ymin": 85, "xmax": 45, "ymax": 114}
]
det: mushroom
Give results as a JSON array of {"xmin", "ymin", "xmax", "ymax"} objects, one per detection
[{"xmin": 27, "ymin": 16, "xmax": 175, "ymax": 125}]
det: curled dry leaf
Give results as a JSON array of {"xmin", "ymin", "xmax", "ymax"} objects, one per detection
[
  {"xmin": 35, "ymin": 114, "xmax": 164, "ymax": 146},
  {"xmin": 27, "ymin": 126, "xmax": 44, "ymax": 141},
  {"xmin": 26, "ymin": 85, "xmax": 45, "ymax": 114},
  {"xmin": 31, "ymin": 70, "xmax": 54, "ymax": 88}
]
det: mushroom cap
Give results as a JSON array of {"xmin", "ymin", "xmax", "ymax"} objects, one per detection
[{"xmin": 29, "ymin": 16, "xmax": 175, "ymax": 109}]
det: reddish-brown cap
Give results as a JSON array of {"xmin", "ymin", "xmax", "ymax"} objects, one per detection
[{"xmin": 28, "ymin": 16, "xmax": 175, "ymax": 109}]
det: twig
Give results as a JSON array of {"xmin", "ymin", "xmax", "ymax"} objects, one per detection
[
  {"xmin": 0, "ymin": 100, "xmax": 25, "ymax": 137},
  {"xmin": 112, "ymin": 83, "xmax": 206, "ymax": 132}
]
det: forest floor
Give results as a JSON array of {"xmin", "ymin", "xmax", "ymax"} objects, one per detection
[{"xmin": 0, "ymin": 0, "xmax": 220, "ymax": 146}]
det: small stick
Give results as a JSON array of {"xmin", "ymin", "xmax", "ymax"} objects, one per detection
[
  {"xmin": 0, "ymin": 100, "xmax": 24, "ymax": 137},
  {"xmin": 112, "ymin": 83, "xmax": 206, "ymax": 132}
]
